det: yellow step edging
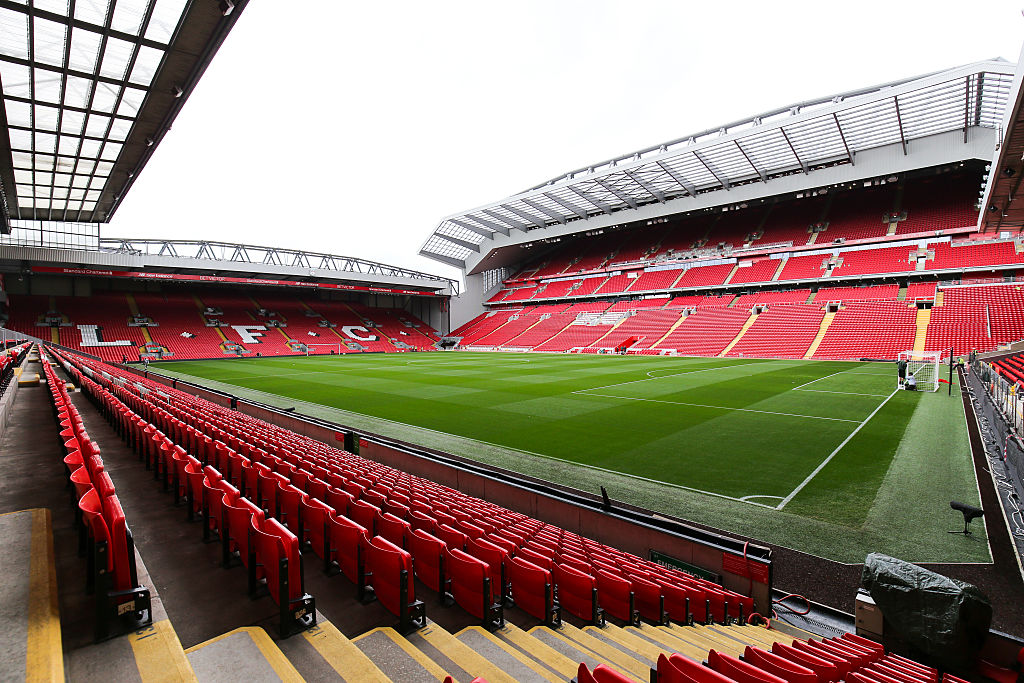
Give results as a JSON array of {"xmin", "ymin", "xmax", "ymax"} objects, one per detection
[
  {"xmin": 457, "ymin": 625, "xmax": 566, "ymax": 683},
  {"xmin": 303, "ymin": 620, "xmax": 389, "ymax": 682},
  {"xmin": 130, "ymin": 620, "xmax": 197, "ymax": 682},
  {"xmin": 495, "ymin": 622, "xmax": 579, "ymax": 678},
  {"xmin": 25, "ymin": 508, "xmax": 63, "ymax": 683}
]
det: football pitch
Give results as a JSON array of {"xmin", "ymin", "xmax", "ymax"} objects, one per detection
[{"xmin": 152, "ymin": 352, "xmax": 989, "ymax": 564}]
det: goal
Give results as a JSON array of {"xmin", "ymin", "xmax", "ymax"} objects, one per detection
[{"xmin": 897, "ymin": 350, "xmax": 941, "ymax": 392}]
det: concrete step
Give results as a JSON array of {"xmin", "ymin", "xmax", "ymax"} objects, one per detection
[
  {"xmin": 490, "ymin": 621, "xmax": 579, "ymax": 680},
  {"xmin": 407, "ymin": 621, "xmax": 520, "ymax": 683},
  {"xmin": 276, "ymin": 616, "xmax": 389, "ymax": 682},
  {"xmin": 624, "ymin": 624, "xmax": 707, "ymax": 662},
  {"xmin": 666, "ymin": 623, "xmax": 744, "ymax": 657},
  {"xmin": 710, "ymin": 623, "xmax": 792, "ymax": 650},
  {"xmin": 583, "ymin": 622, "xmax": 662, "ymax": 667},
  {"xmin": 354, "ymin": 626, "xmax": 450, "ymax": 681},
  {"xmin": 529, "ymin": 622, "xmax": 646, "ymax": 681},
  {"xmin": 456, "ymin": 625, "xmax": 565, "ymax": 683},
  {"xmin": 185, "ymin": 627, "xmax": 302, "ymax": 682},
  {"xmin": 0, "ymin": 508, "xmax": 63, "ymax": 683}
]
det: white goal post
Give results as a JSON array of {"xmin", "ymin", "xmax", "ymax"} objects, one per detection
[
  {"xmin": 305, "ymin": 343, "xmax": 344, "ymax": 356},
  {"xmin": 897, "ymin": 350, "xmax": 941, "ymax": 392}
]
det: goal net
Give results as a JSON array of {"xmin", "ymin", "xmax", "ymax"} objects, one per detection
[{"xmin": 897, "ymin": 351, "xmax": 941, "ymax": 392}]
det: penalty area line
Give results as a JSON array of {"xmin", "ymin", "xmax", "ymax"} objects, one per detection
[{"xmin": 776, "ymin": 388, "xmax": 899, "ymax": 510}]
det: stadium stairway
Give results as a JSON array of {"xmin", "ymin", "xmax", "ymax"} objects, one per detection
[
  {"xmin": 912, "ymin": 307, "xmax": 932, "ymax": 354},
  {"xmin": 718, "ymin": 311, "xmax": 759, "ymax": 356},
  {"xmin": 803, "ymin": 310, "xmax": 837, "ymax": 359}
]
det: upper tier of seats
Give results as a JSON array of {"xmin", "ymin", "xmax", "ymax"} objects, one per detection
[
  {"xmin": 503, "ymin": 171, "xmax": 979, "ymax": 286},
  {"xmin": 5, "ymin": 290, "xmax": 439, "ymax": 362},
  {"xmin": 455, "ymin": 283, "xmax": 1024, "ymax": 358}
]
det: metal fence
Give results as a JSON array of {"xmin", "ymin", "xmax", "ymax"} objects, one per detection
[{"xmin": 966, "ymin": 363, "xmax": 1024, "ymax": 547}]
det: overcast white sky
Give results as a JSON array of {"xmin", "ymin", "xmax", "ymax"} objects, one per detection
[{"xmin": 109, "ymin": 1, "xmax": 1024, "ymax": 282}]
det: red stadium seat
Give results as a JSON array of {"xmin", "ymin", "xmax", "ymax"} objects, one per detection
[
  {"xmin": 553, "ymin": 562, "xmax": 604, "ymax": 625},
  {"xmin": 708, "ymin": 649, "xmax": 788, "ymax": 683},
  {"xmin": 772, "ymin": 642, "xmax": 841, "ymax": 683},
  {"xmin": 249, "ymin": 517, "xmax": 316, "ymax": 637},
  {"xmin": 443, "ymin": 546, "xmax": 503, "ymax": 629},
  {"xmin": 506, "ymin": 555, "xmax": 560, "ymax": 626},
  {"xmin": 409, "ymin": 529, "xmax": 446, "ymax": 593},
  {"xmin": 657, "ymin": 652, "xmax": 739, "ymax": 683},
  {"xmin": 743, "ymin": 646, "xmax": 818, "ymax": 683},
  {"xmin": 578, "ymin": 662, "xmax": 634, "ymax": 683},
  {"xmin": 466, "ymin": 536, "xmax": 508, "ymax": 604},
  {"xmin": 325, "ymin": 514, "xmax": 369, "ymax": 586},
  {"xmin": 595, "ymin": 569, "xmax": 638, "ymax": 625},
  {"xmin": 365, "ymin": 536, "xmax": 425, "ymax": 633}
]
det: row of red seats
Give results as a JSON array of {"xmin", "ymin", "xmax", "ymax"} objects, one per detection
[
  {"xmin": 40, "ymin": 352, "xmax": 152, "ymax": 641},
  {"xmin": 649, "ymin": 630, "xmax": 964, "ymax": 683},
  {"xmin": 52, "ymin": 348, "xmax": 758, "ymax": 635},
  {"xmin": 50, "ymin": 347, "xmax": 320, "ymax": 638},
  {"xmin": 1, "ymin": 342, "xmax": 30, "ymax": 395}
]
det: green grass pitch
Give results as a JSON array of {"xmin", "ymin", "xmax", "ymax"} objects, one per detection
[{"xmin": 153, "ymin": 352, "xmax": 989, "ymax": 564}]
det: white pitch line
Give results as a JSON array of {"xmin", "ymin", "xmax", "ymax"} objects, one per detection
[
  {"xmin": 776, "ymin": 388, "xmax": 900, "ymax": 510},
  {"xmin": 579, "ymin": 391, "xmax": 863, "ymax": 423},
  {"xmin": 791, "ymin": 369, "xmax": 848, "ymax": 391},
  {"xmin": 796, "ymin": 389, "xmax": 891, "ymax": 397},
  {"xmin": 579, "ymin": 359, "xmax": 799, "ymax": 393}
]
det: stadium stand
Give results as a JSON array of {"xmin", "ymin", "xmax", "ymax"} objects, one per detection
[{"xmin": 725, "ymin": 305, "xmax": 826, "ymax": 359}]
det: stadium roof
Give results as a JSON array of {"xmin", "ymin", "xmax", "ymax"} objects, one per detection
[
  {"xmin": 0, "ymin": 0, "xmax": 248, "ymax": 230},
  {"xmin": 422, "ymin": 60, "xmax": 1016, "ymax": 270}
]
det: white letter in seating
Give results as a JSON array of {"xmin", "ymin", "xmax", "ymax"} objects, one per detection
[
  {"xmin": 231, "ymin": 325, "xmax": 268, "ymax": 344},
  {"xmin": 78, "ymin": 324, "xmax": 132, "ymax": 347},
  {"xmin": 341, "ymin": 325, "xmax": 378, "ymax": 342}
]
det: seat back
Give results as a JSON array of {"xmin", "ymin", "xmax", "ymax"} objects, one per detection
[
  {"xmin": 437, "ymin": 523, "xmax": 467, "ymax": 552},
  {"xmin": 366, "ymin": 536, "xmax": 415, "ymax": 620},
  {"xmin": 466, "ymin": 536, "xmax": 506, "ymax": 598},
  {"xmin": 377, "ymin": 511, "xmax": 411, "ymax": 549},
  {"xmin": 553, "ymin": 562, "xmax": 601, "ymax": 624},
  {"xmin": 277, "ymin": 483, "xmax": 306, "ymax": 534},
  {"xmin": 325, "ymin": 487, "xmax": 354, "ymax": 517},
  {"xmin": 326, "ymin": 513, "xmax": 368, "ymax": 583},
  {"xmin": 507, "ymin": 555, "xmax": 556, "ymax": 623},
  {"xmin": 516, "ymin": 546, "xmax": 553, "ymax": 571},
  {"xmin": 409, "ymin": 529, "xmax": 446, "ymax": 592},
  {"xmin": 743, "ymin": 646, "xmax": 818, "ymax": 683},
  {"xmin": 252, "ymin": 517, "xmax": 304, "ymax": 604},
  {"xmin": 298, "ymin": 498, "xmax": 333, "ymax": 556},
  {"xmin": 225, "ymin": 496, "xmax": 265, "ymax": 563},
  {"xmin": 443, "ymin": 546, "xmax": 490, "ymax": 619},
  {"xmin": 350, "ymin": 499, "xmax": 379, "ymax": 536},
  {"xmin": 595, "ymin": 569, "xmax": 636, "ymax": 623},
  {"xmin": 709, "ymin": 649, "xmax": 789, "ymax": 683},
  {"xmin": 409, "ymin": 510, "xmax": 438, "ymax": 535}
]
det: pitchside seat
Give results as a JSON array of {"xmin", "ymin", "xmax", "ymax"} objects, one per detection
[
  {"xmin": 553, "ymin": 562, "xmax": 604, "ymax": 625},
  {"xmin": 466, "ymin": 536, "xmax": 508, "ymax": 604},
  {"xmin": 629, "ymin": 573, "xmax": 669, "ymax": 624},
  {"xmin": 377, "ymin": 510, "xmax": 411, "ymax": 549},
  {"xmin": 364, "ymin": 536, "xmax": 425, "ymax": 633},
  {"xmin": 297, "ymin": 497, "xmax": 333, "ymax": 555},
  {"xmin": 350, "ymin": 499, "xmax": 380, "ymax": 536},
  {"xmin": 438, "ymin": 522, "xmax": 468, "ymax": 552},
  {"xmin": 442, "ymin": 546, "xmax": 504, "ymax": 629},
  {"xmin": 249, "ymin": 517, "xmax": 316, "ymax": 637}
]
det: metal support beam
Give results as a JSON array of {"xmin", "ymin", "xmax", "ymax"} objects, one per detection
[
  {"xmin": 733, "ymin": 141, "xmax": 766, "ymax": 182},
  {"xmin": 779, "ymin": 128, "xmax": 809, "ymax": 172},
  {"xmin": 521, "ymin": 198, "xmax": 567, "ymax": 224},
  {"xmin": 623, "ymin": 169, "xmax": 666, "ymax": 202},
  {"xmin": 832, "ymin": 113, "xmax": 854, "ymax": 165},
  {"xmin": 500, "ymin": 203, "xmax": 548, "ymax": 229},
  {"xmin": 974, "ymin": 73, "xmax": 985, "ymax": 127},
  {"xmin": 450, "ymin": 218, "xmax": 497, "ymax": 238},
  {"xmin": 893, "ymin": 96, "xmax": 908, "ymax": 155},
  {"xmin": 655, "ymin": 161, "xmax": 696, "ymax": 196},
  {"xmin": 693, "ymin": 151, "xmax": 731, "ymax": 189},
  {"xmin": 482, "ymin": 208, "xmax": 528, "ymax": 232},
  {"xmin": 458, "ymin": 216, "xmax": 509, "ymax": 237},
  {"xmin": 567, "ymin": 186, "xmax": 614, "ymax": 215},
  {"xmin": 543, "ymin": 192, "xmax": 589, "ymax": 219},
  {"xmin": 436, "ymin": 234, "xmax": 480, "ymax": 252},
  {"xmin": 963, "ymin": 76, "xmax": 971, "ymax": 144},
  {"xmin": 593, "ymin": 178, "xmax": 638, "ymax": 209}
]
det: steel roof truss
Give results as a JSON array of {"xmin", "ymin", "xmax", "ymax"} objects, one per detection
[
  {"xmin": 450, "ymin": 218, "xmax": 498, "ymax": 238},
  {"xmin": 654, "ymin": 161, "xmax": 696, "ymax": 196},
  {"xmin": 521, "ymin": 197, "xmax": 567, "ymax": 223},
  {"xmin": 567, "ymin": 185, "xmax": 613, "ymax": 214},
  {"xmin": 542, "ymin": 191, "xmax": 589, "ymax": 219},
  {"xmin": 593, "ymin": 177, "xmax": 638, "ymax": 209},
  {"xmin": 622, "ymin": 169, "xmax": 666, "ymax": 202},
  {"xmin": 481, "ymin": 208, "xmax": 528, "ymax": 232},
  {"xmin": 692, "ymin": 151, "xmax": 731, "ymax": 189},
  {"xmin": 500, "ymin": 203, "xmax": 548, "ymax": 229}
]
